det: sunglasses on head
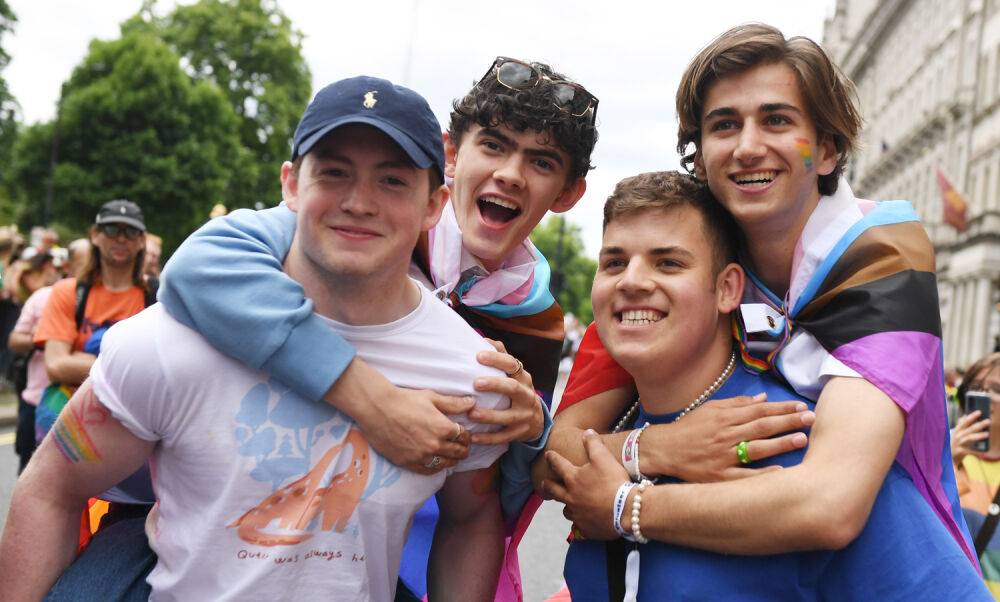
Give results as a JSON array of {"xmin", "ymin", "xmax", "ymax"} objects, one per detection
[
  {"xmin": 478, "ymin": 56, "xmax": 598, "ymax": 122},
  {"xmin": 98, "ymin": 223, "xmax": 143, "ymax": 240}
]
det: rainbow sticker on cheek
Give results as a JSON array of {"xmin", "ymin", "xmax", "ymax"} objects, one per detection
[{"xmin": 795, "ymin": 138, "xmax": 813, "ymax": 171}]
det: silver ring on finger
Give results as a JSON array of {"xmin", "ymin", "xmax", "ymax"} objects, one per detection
[
  {"xmin": 449, "ymin": 423, "xmax": 465, "ymax": 443},
  {"xmin": 507, "ymin": 358, "xmax": 524, "ymax": 378},
  {"xmin": 424, "ymin": 455, "xmax": 442, "ymax": 469}
]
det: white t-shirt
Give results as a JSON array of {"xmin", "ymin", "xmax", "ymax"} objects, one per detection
[{"xmin": 90, "ymin": 285, "xmax": 509, "ymax": 601}]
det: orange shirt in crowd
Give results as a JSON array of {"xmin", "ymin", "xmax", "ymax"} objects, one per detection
[{"xmin": 34, "ymin": 277, "xmax": 146, "ymax": 352}]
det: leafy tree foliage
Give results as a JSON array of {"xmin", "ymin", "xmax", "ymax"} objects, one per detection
[
  {"xmin": 16, "ymin": 31, "xmax": 253, "ymax": 252},
  {"xmin": 0, "ymin": 0, "xmax": 16, "ymax": 155},
  {"xmin": 151, "ymin": 0, "xmax": 311, "ymax": 208},
  {"xmin": 0, "ymin": 0, "xmax": 18, "ymax": 216},
  {"xmin": 530, "ymin": 215, "xmax": 597, "ymax": 323}
]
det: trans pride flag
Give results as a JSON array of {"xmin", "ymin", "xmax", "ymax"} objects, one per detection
[{"xmin": 560, "ymin": 180, "xmax": 978, "ymax": 568}]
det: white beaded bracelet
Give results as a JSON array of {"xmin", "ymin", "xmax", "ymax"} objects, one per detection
[
  {"xmin": 621, "ymin": 423, "xmax": 650, "ymax": 482},
  {"xmin": 613, "ymin": 481, "xmax": 636, "ymax": 539},
  {"xmin": 631, "ymin": 479, "xmax": 652, "ymax": 544}
]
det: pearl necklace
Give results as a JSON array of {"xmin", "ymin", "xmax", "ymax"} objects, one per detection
[{"xmin": 611, "ymin": 348, "xmax": 737, "ymax": 433}]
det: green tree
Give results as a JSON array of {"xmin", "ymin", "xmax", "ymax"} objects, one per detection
[
  {"xmin": 136, "ymin": 0, "xmax": 312, "ymax": 209},
  {"xmin": 531, "ymin": 215, "xmax": 597, "ymax": 323},
  {"xmin": 0, "ymin": 0, "xmax": 16, "ymax": 160},
  {"xmin": 2, "ymin": 121, "xmax": 52, "ymax": 225},
  {"xmin": 0, "ymin": 0, "xmax": 19, "ymax": 217},
  {"xmin": 14, "ymin": 31, "xmax": 253, "ymax": 252}
]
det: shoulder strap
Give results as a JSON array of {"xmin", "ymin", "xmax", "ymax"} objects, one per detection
[
  {"xmin": 144, "ymin": 276, "xmax": 159, "ymax": 307},
  {"xmin": 975, "ymin": 483, "xmax": 1000, "ymax": 558},
  {"xmin": 74, "ymin": 280, "xmax": 91, "ymax": 332}
]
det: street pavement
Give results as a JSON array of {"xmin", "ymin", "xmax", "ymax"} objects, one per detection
[{"xmin": 0, "ymin": 380, "xmax": 575, "ymax": 601}]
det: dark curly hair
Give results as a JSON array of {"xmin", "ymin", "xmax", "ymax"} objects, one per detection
[{"xmin": 448, "ymin": 60, "xmax": 598, "ymax": 180}]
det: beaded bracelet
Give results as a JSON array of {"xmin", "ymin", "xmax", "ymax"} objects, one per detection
[
  {"xmin": 622, "ymin": 423, "xmax": 650, "ymax": 482},
  {"xmin": 613, "ymin": 481, "xmax": 637, "ymax": 539},
  {"xmin": 631, "ymin": 479, "xmax": 652, "ymax": 544}
]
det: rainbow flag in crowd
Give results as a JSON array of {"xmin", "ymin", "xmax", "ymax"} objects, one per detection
[
  {"xmin": 937, "ymin": 168, "xmax": 970, "ymax": 232},
  {"xmin": 560, "ymin": 184, "xmax": 977, "ymax": 568}
]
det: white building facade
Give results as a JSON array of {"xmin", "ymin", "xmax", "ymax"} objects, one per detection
[{"xmin": 825, "ymin": 0, "xmax": 1000, "ymax": 368}]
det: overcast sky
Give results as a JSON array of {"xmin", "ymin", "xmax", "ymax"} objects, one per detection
[{"xmin": 6, "ymin": 0, "xmax": 835, "ymax": 256}]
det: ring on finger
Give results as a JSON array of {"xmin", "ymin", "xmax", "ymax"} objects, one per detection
[
  {"xmin": 736, "ymin": 440, "xmax": 751, "ymax": 465},
  {"xmin": 424, "ymin": 455, "xmax": 442, "ymax": 469},
  {"xmin": 507, "ymin": 358, "xmax": 524, "ymax": 378},
  {"xmin": 449, "ymin": 422, "xmax": 465, "ymax": 443}
]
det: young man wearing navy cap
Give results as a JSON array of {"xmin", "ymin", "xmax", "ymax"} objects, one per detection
[
  {"xmin": 0, "ymin": 77, "xmax": 510, "ymax": 601},
  {"xmin": 158, "ymin": 58, "xmax": 600, "ymax": 600}
]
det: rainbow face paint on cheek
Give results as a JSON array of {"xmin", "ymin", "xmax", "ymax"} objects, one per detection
[
  {"xmin": 53, "ymin": 405, "xmax": 103, "ymax": 463},
  {"xmin": 795, "ymin": 138, "xmax": 813, "ymax": 171}
]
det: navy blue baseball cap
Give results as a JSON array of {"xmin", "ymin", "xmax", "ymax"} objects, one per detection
[{"xmin": 291, "ymin": 76, "xmax": 445, "ymax": 181}]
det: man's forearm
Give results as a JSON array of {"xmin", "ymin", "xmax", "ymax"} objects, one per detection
[
  {"xmin": 534, "ymin": 425, "xmax": 630, "ymax": 490},
  {"xmin": 624, "ymin": 378, "xmax": 902, "ymax": 554},
  {"xmin": 8, "ymin": 331, "xmax": 34, "ymax": 354},
  {"xmin": 46, "ymin": 352, "xmax": 95, "ymax": 385},
  {"xmin": 427, "ymin": 495, "xmax": 504, "ymax": 602},
  {"xmin": 629, "ymin": 463, "xmax": 850, "ymax": 554},
  {"xmin": 0, "ymin": 481, "xmax": 83, "ymax": 599}
]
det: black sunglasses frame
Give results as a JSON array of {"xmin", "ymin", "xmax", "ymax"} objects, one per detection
[
  {"xmin": 97, "ymin": 223, "xmax": 144, "ymax": 240},
  {"xmin": 477, "ymin": 56, "xmax": 598, "ymax": 122}
]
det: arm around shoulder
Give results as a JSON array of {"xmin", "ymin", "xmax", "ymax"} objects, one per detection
[
  {"xmin": 633, "ymin": 377, "xmax": 903, "ymax": 553},
  {"xmin": 159, "ymin": 205, "xmax": 356, "ymax": 402}
]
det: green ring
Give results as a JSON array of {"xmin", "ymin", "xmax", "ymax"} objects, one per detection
[{"xmin": 736, "ymin": 440, "xmax": 751, "ymax": 465}]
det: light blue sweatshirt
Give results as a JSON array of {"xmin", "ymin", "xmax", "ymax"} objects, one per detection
[{"xmin": 158, "ymin": 204, "xmax": 550, "ymax": 518}]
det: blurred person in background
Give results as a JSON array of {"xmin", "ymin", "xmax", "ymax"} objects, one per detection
[
  {"xmin": 143, "ymin": 233, "xmax": 162, "ymax": 280},
  {"xmin": 0, "ymin": 228, "xmax": 25, "ymax": 390},
  {"xmin": 32, "ymin": 200, "xmax": 158, "ymax": 556},
  {"xmin": 952, "ymin": 352, "xmax": 1000, "ymax": 597},
  {"xmin": 65, "ymin": 238, "xmax": 91, "ymax": 279},
  {"xmin": 7, "ymin": 251, "xmax": 59, "ymax": 472}
]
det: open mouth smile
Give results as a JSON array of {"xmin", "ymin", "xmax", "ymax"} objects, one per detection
[
  {"xmin": 731, "ymin": 170, "xmax": 777, "ymax": 188},
  {"xmin": 477, "ymin": 195, "xmax": 522, "ymax": 227},
  {"xmin": 616, "ymin": 309, "xmax": 665, "ymax": 326}
]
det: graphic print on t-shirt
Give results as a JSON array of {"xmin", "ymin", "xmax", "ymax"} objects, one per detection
[{"xmin": 226, "ymin": 378, "xmax": 401, "ymax": 546}]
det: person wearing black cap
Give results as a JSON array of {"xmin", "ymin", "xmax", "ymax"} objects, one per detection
[
  {"xmin": 1, "ymin": 77, "xmax": 509, "ymax": 601},
  {"xmin": 35, "ymin": 199, "xmax": 150, "ymax": 420}
]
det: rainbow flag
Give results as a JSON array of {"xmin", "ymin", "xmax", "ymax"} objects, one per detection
[{"xmin": 937, "ymin": 168, "xmax": 970, "ymax": 232}]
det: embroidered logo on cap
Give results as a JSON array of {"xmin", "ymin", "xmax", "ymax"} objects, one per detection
[{"xmin": 363, "ymin": 91, "xmax": 378, "ymax": 109}]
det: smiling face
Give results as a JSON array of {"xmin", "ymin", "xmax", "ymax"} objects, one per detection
[
  {"xmin": 446, "ymin": 125, "xmax": 586, "ymax": 270},
  {"xmin": 283, "ymin": 124, "xmax": 447, "ymax": 283},
  {"xmin": 694, "ymin": 62, "xmax": 837, "ymax": 237},
  {"xmin": 592, "ymin": 205, "xmax": 742, "ymax": 378}
]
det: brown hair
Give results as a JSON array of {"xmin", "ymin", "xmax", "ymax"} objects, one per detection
[
  {"xmin": 83, "ymin": 226, "xmax": 146, "ymax": 291},
  {"xmin": 676, "ymin": 23, "xmax": 862, "ymax": 196},
  {"xmin": 603, "ymin": 171, "xmax": 739, "ymax": 274},
  {"xmin": 958, "ymin": 353, "xmax": 1000, "ymax": 404}
]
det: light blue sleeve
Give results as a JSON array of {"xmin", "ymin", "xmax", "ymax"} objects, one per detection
[
  {"xmin": 158, "ymin": 205, "xmax": 356, "ymax": 402},
  {"xmin": 499, "ymin": 402, "xmax": 553, "ymax": 520}
]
